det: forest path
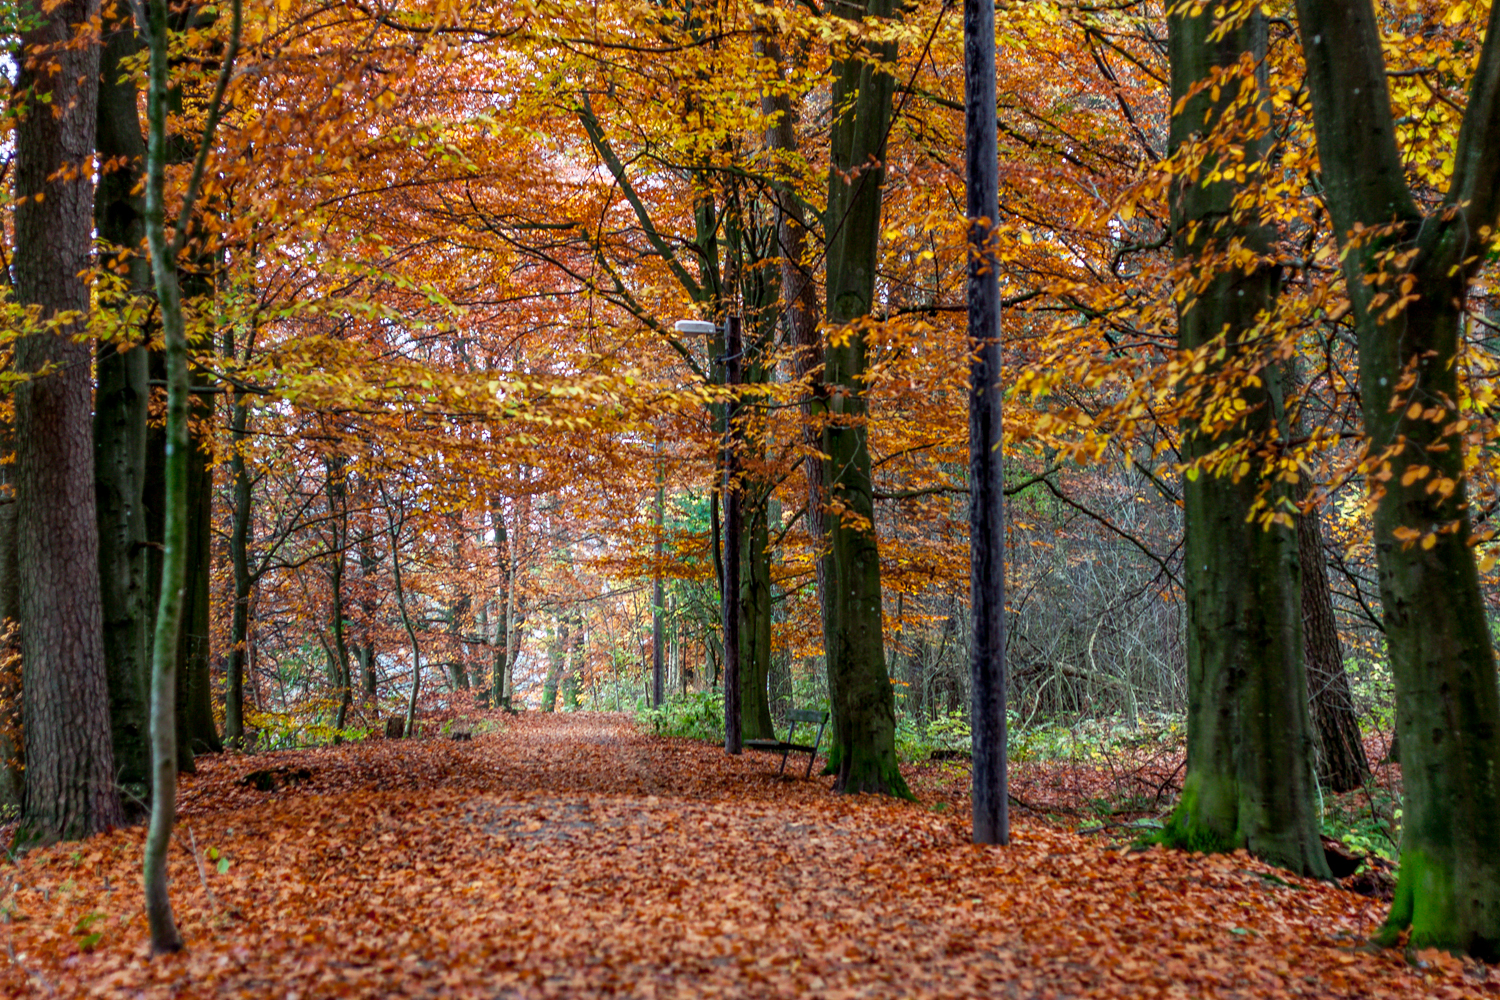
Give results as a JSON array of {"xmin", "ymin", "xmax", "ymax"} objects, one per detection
[{"xmin": 0, "ymin": 712, "xmax": 1478, "ymax": 998}]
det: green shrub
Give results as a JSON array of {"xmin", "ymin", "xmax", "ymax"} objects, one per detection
[
  {"xmin": 637, "ymin": 690, "xmax": 726, "ymax": 743},
  {"xmin": 1321, "ymin": 783, "xmax": 1401, "ymax": 865}
]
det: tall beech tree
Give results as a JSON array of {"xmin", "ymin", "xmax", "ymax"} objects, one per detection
[
  {"xmin": 13, "ymin": 0, "xmax": 125, "ymax": 846},
  {"xmin": 819, "ymin": 0, "xmax": 909, "ymax": 797},
  {"xmin": 1293, "ymin": 0, "xmax": 1500, "ymax": 957},
  {"xmin": 1159, "ymin": 1, "xmax": 1328, "ymax": 876},
  {"xmin": 95, "ymin": 4, "xmax": 153, "ymax": 797}
]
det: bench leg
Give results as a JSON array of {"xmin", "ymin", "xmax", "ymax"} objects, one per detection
[
  {"xmin": 778, "ymin": 749, "xmax": 790, "ymax": 776},
  {"xmin": 806, "ymin": 720, "xmax": 826, "ymax": 779}
]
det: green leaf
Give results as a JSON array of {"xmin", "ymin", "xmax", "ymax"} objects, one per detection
[
  {"xmin": 217, "ymin": 857, "xmax": 231, "ymax": 875},
  {"xmin": 72, "ymin": 912, "xmax": 105, "ymax": 934}
]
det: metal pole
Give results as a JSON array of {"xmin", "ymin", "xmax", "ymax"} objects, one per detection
[
  {"xmin": 966, "ymin": 0, "xmax": 1008, "ymax": 845},
  {"xmin": 723, "ymin": 315, "xmax": 743, "ymax": 755},
  {"xmin": 652, "ymin": 439, "xmax": 665, "ymax": 709}
]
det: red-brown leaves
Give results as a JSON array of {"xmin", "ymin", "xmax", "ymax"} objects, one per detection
[{"xmin": 0, "ymin": 714, "xmax": 1488, "ymax": 997}]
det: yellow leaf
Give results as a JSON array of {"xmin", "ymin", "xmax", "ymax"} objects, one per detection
[{"xmin": 1400, "ymin": 465, "xmax": 1429, "ymax": 486}]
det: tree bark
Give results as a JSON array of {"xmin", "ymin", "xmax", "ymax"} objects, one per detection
[
  {"xmin": 177, "ymin": 390, "xmax": 222, "ymax": 762},
  {"xmin": 382, "ymin": 489, "xmax": 423, "ymax": 740},
  {"xmin": 1285, "ymin": 403, "xmax": 1370, "ymax": 794},
  {"xmin": 13, "ymin": 0, "xmax": 125, "ymax": 847},
  {"xmin": 739, "ymin": 491, "xmax": 775, "ymax": 741},
  {"xmin": 225, "ymin": 359, "xmax": 253, "ymax": 746},
  {"xmin": 541, "ymin": 620, "xmax": 566, "ymax": 712},
  {"xmin": 819, "ymin": 0, "xmax": 908, "ymax": 797},
  {"xmin": 1294, "ymin": 0, "xmax": 1500, "ymax": 957},
  {"xmin": 327, "ymin": 455, "xmax": 353, "ymax": 736},
  {"xmin": 95, "ymin": 8, "xmax": 152, "ymax": 797},
  {"xmin": 357, "ymin": 528, "xmax": 378, "ymax": 698},
  {"xmin": 1159, "ymin": 6, "xmax": 1329, "ymax": 877}
]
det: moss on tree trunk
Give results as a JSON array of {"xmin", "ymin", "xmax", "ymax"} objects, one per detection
[{"xmin": 1160, "ymin": 5, "xmax": 1328, "ymax": 877}]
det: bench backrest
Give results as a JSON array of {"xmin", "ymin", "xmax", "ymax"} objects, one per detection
[{"xmin": 788, "ymin": 709, "xmax": 829, "ymax": 725}]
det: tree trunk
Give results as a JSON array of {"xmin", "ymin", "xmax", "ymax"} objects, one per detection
[
  {"xmin": 561, "ymin": 618, "xmax": 584, "ymax": 711},
  {"xmin": 819, "ymin": 0, "xmax": 907, "ymax": 797},
  {"xmin": 739, "ymin": 492, "xmax": 775, "ymax": 740},
  {"xmin": 1281, "ymin": 358, "xmax": 1369, "ymax": 793},
  {"xmin": 225, "ymin": 368, "xmax": 253, "ymax": 747},
  {"xmin": 13, "ymin": 0, "xmax": 125, "ymax": 847},
  {"xmin": 327, "ymin": 455, "xmax": 353, "ymax": 737},
  {"xmin": 1294, "ymin": 0, "xmax": 1500, "ymax": 956},
  {"xmin": 1159, "ymin": 6, "xmax": 1329, "ymax": 877},
  {"xmin": 95, "ymin": 9, "xmax": 152, "ymax": 798},
  {"xmin": 382, "ymin": 492, "xmax": 423, "ymax": 740},
  {"xmin": 140, "ymin": 0, "xmax": 240, "ymax": 951},
  {"xmin": 357, "ymin": 528, "xmax": 378, "ymax": 698},
  {"xmin": 1292, "ymin": 459, "xmax": 1370, "ymax": 793},
  {"xmin": 177, "ymin": 393, "xmax": 222, "ymax": 761},
  {"xmin": 541, "ymin": 621, "xmax": 566, "ymax": 712}
]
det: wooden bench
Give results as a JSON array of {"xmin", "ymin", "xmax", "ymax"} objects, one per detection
[{"xmin": 745, "ymin": 709, "xmax": 829, "ymax": 778}]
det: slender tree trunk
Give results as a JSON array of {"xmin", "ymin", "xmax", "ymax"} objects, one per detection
[
  {"xmin": 141, "ymin": 0, "xmax": 241, "ymax": 951},
  {"xmin": 13, "ymin": 0, "xmax": 125, "ymax": 848},
  {"xmin": 1294, "ymin": 0, "xmax": 1500, "ymax": 955},
  {"xmin": 225, "ymin": 368, "xmax": 253, "ymax": 747},
  {"xmin": 819, "ymin": 0, "xmax": 908, "ymax": 797},
  {"xmin": 176, "ymin": 374, "xmax": 221, "ymax": 763},
  {"xmin": 541, "ymin": 620, "xmax": 566, "ymax": 712},
  {"xmin": 491, "ymin": 498, "xmax": 525, "ymax": 707},
  {"xmin": 1281, "ymin": 360, "xmax": 1369, "ymax": 793},
  {"xmin": 739, "ymin": 493, "xmax": 775, "ymax": 740},
  {"xmin": 564, "ymin": 618, "xmax": 584, "ymax": 711},
  {"xmin": 327, "ymin": 456, "xmax": 353, "ymax": 736},
  {"xmin": 1283, "ymin": 373, "xmax": 1370, "ymax": 793},
  {"xmin": 383, "ymin": 494, "xmax": 422, "ymax": 740},
  {"xmin": 95, "ymin": 9, "xmax": 152, "ymax": 797},
  {"xmin": 1159, "ymin": 7, "xmax": 1328, "ymax": 877},
  {"xmin": 357, "ymin": 529, "xmax": 378, "ymax": 698},
  {"xmin": 1297, "ymin": 499, "xmax": 1369, "ymax": 792}
]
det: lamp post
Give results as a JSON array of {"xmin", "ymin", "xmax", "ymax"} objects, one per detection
[
  {"xmin": 674, "ymin": 318, "xmax": 742, "ymax": 754},
  {"xmin": 966, "ymin": 0, "xmax": 1008, "ymax": 844}
]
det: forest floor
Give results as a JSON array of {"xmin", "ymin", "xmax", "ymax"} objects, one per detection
[{"xmin": 0, "ymin": 712, "xmax": 1489, "ymax": 998}]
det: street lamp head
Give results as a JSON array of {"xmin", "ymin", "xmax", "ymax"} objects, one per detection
[{"xmin": 673, "ymin": 320, "xmax": 717, "ymax": 335}]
